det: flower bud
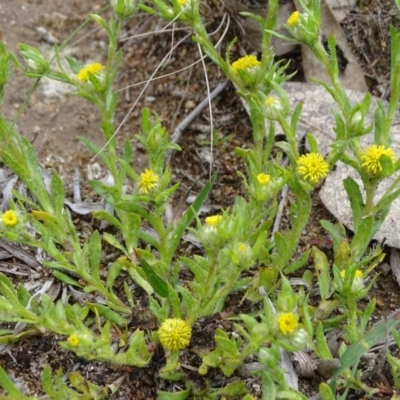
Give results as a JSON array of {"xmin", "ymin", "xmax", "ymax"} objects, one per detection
[
  {"xmin": 263, "ymin": 96, "xmax": 287, "ymax": 120},
  {"xmin": 231, "ymin": 55, "xmax": 261, "ymax": 87},
  {"xmin": 232, "ymin": 242, "xmax": 253, "ymax": 269},
  {"xmin": 110, "ymin": 0, "xmax": 137, "ymax": 17},
  {"xmin": 19, "ymin": 44, "xmax": 49, "ymax": 75}
]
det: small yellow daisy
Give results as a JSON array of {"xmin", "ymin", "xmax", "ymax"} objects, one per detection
[
  {"xmin": 158, "ymin": 318, "xmax": 192, "ymax": 351},
  {"xmin": 265, "ymin": 96, "xmax": 275, "ymax": 106},
  {"xmin": 297, "ymin": 153, "xmax": 329, "ymax": 183},
  {"xmin": 277, "ymin": 312, "xmax": 298, "ymax": 335},
  {"xmin": 139, "ymin": 169, "xmax": 159, "ymax": 194},
  {"xmin": 360, "ymin": 144, "xmax": 395, "ymax": 174},
  {"xmin": 2, "ymin": 210, "xmax": 18, "ymax": 227},
  {"xmin": 231, "ymin": 55, "xmax": 261, "ymax": 73},
  {"xmin": 205, "ymin": 215, "xmax": 222, "ymax": 227},
  {"xmin": 76, "ymin": 63, "xmax": 105, "ymax": 82},
  {"xmin": 257, "ymin": 173, "xmax": 271, "ymax": 186},
  {"xmin": 287, "ymin": 11, "xmax": 300, "ymax": 27},
  {"xmin": 68, "ymin": 334, "xmax": 80, "ymax": 347}
]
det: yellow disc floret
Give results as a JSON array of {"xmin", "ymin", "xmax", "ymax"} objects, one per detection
[
  {"xmin": 360, "ymin": 144, "xmax": 395, "ymax": 174},
  {"xmin": 297, "ymin": 153, "xmax": 329, "ymax": 183},
  {"xmin": 287, "ymin": 11, "xmax": 300, "ymax": 27},
  {"xmin": 2, "ymin": 210, "xmax": 18, "ymax": 227},
  {"xmin": 278, "ymin": 312, "xmax": 298, "ymax": 335},
  {"xmin": 265, "ymin": 96, "xmax": 275, "ymax": 106},
  {"xmin": 158, "ymin": 318, "xmax": 192, "ymax": 351},
  {"xmin": 139, "ymin": 169, "xmax": 159, "ymax": 194},
  {"xmin": 68, "ymin": 334, "xmax": 80, "ymax": 347},
  {"xmin": 205, "ymin": 215, "xmax": 222, "ymax": 227},
  {"xmin": 76, "ymin": 63, "xmax": 105, "ymax": 82},
  {"xmin": 257, "ymin": 173, "xmax": 271, "ymax": 185},
  {"xmin": 231, "ymin": 55, "xmax": 261, "ymax": 73}
]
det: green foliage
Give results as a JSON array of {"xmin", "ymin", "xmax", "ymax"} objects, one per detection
[{"xmin": 0, "ymin": 0, "xmax": 400, "ymax": 398}]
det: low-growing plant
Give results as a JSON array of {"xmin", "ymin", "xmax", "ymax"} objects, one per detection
[{"xmin": 1, "ymin": 0, "xmax": 400, "ymax": 398}]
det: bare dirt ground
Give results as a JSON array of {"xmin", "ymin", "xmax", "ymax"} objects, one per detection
[{"xmin": 1, "ymin": 0, "xmax": 400, "ymax": 398}]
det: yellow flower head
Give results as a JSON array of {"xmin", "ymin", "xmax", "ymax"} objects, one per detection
[
  {"xmin": 68, "ymin": 334, "xmax": 80, "ymax": 347},
  {"xmin": 76, "ymin": 63, "xmax": 105, "ymax": 82},
  {"xmin": 297, "ymin": 153, "xmax": 329, "ymax": 183},
  {"xmin": 231, "ymin": 55, "xmax": 261, "ymax": 73},
  {"xmin": 257, "ymin": 173, "xmax": 271, "ymax": 186},
  {"xmin": 360, "ymin": 145, "xmax": 395, "ymax": 174},
  {"xmin": 287, "ymin": 11, "xmax": 300, "ymax": 27},
  {"xmin": 237, "ymin": 243, "xmax": 247, "ymax": 252},
  {"xmin": 139, "ymin": 169, "xmax": 159, "ymax": 194},
  {"xmin": 205, "ymin": 215, "xmax": 222, "ymax": 227},
  {"xmin": 265, "ymin": 96, "xmax": 275, "ymax": 106},
  {"xmin": 158, "ymin": 318, "xmax": 192, "ymax": 351},
  {"xmin": 278, "ymin": 312, "xmax": 298, "ymax": 335},
  {"xmin": 2, "ymin": 210, "xmax": 18, "ymax": 227},
  {"xmin": 340, "ymin": 269, "xmax": 363, "ymax": 279},
  {"xmin": 177, "ymin": 0, "xmax": 188, "ymax": 5}
]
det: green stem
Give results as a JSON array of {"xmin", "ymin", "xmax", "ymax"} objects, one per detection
[
  {"xmin": 279, "ymin": 118, "xmax": 299, "ymax": 160},
  {"xmin": 309, "ymin": 40, "xmax": 349, "ymax": 118},
  {"xmin": 364, "ymin": 181, "xmax": 377, "ymax": 215}
]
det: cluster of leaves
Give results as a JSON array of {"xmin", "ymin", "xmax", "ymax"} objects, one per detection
[{"xmin": 1, "ymin": 0, "xmax": 400, "ymax": 399}]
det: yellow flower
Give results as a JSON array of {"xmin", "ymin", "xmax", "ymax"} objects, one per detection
[
  {"xmin": 237, "ymin": 243, "xmax": 247, "ymax": 252},
  {"xmin": 76, "ymin": 63, "xmax": 105, "ymax": 82},
  {"xmin": 158, "ymin": 318, "xmax": 192, "ymax": 351},
  {"xmin": 257, "ymin": 173, "xmax": 271, "ymax": 185},
  {"xmin": 278, "ymin": 312, "xmax": 298, "ymax": 335},
  {"xmin": 265, "ymin": 96, "xmax": 275, "ymax": 106},
  {"xmin": 297, "ymin": 153, "xmax": 329, "ymax": 183},
  {"xmin": 360, "ymin": 145, "xmax": 395, "ymax": 174},
  {"xmin": 340, "ymin": 269, "xmax": 363, "ymax": 279},
  {"xmin": 177, "ymin": 0, "xmax": 188, "ymax": 5},
  {"xmin": 287, "ymin": 11, "xmax": 300, "ymax": 27},
  {"xmin": 139, "ymin": 169, "xmax": 159, "ymax": 194},
  {"xmin": 205, "ymin": 215, "xmax": 222, "ymax": 227},
  {"xmin": 231, "ymin": 55, "xmax": 260, "ymax": 73},
  {"xmin": 2, "ymin": 210, "xmax": 18, "ymax": 226},
  {"xmin": 68, "ymin": 334, "xmax": 80, "ymax": 347}
]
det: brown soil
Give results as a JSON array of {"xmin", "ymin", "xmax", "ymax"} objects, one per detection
[{"xmin": 1, "ymin": 0, "xmax": 400, "ymax": 399}]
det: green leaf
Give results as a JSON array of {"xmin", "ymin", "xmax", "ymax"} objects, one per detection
[
  {"xmin": 138, "ymin": 256, "xmax": 169, "ymax": 298},
  {"xmin": 387, "ymin": 353, "xmax": 400, "ymax": 391},
  {"xmin": 157, "ymin": 387, "xmax": 191, "ymax": 400},
  {"xmin": 169, "ymin": 172, "xmax": 217, "ymax": 255},
  {"xmin": 0, "ymin": 366, "xmax": 30, "ymax": 399},
  {"xmin": 64, "ymin": 56, "xmax": 82, "ymax": 73},
  {"xmin": 320, "ymin": 220, "xmax": 346, "ymax": 252},
  {"xmin": 116, "ymin": 201, "xmax": 150, "ymax": 219},
  {"xmin": 92, "ymin": 210, "xmax": 123, "ymax": 230},
  {"xmin": 103, "ymin": 232, "xmax": 128, "ymax": 254},
  {"xmin": 284, "ymin": 250, "xmax": 310, "ymax": 274},
  {"xmin": 306, "ymin": 132, "xmax": 319, "ymax": 153},
  {"xmin": 41, "ymin": 365, "xmax": 57, "ymax": 397},
  {"xmin": 343, "ymin": 177, "xmax": 363, "ymax": 233},
  {"xmin": 50, "ymin": 170, "xmax": 65, "ymax": 214},
  {"xmin": 261, "ymin": 373, "xmax": 276, "ymax": 400},
  {"xmin": 87, "ymin": 303, "xmax": 128, "ymax": 325},
  {"xmin": 330, "ymin": 315, "xmax": 400, "ymax": 390},
  {"xmin": 123, "ymin": 281, "xmax": 135, "ymax": 308},
  {"xmin": 88, "ymin": 230, "xmax": 101, "ymax": 281},
  {"xmin": 319, "ymin": 382, "xmax": 336, "ymax": 400},
  {"xmin": 350, "ymin": 215, "xmax": 374, "ymax": 261},
  {"xmin": 216, "ymin": 380, "xmax": 247, "ymax": 396},
  {"xmin": 315, "ymin": 322, "xmax": 332, "ymax": 359},
  {"xmin": 52, "ymin": 270, "xmax": 83, "ymax": 288},
  {"xmin": 312, "ymin": 247, "xmax": 331, "ymax": 301},
  {"xmin": 78, "ymin": 136, "xmax": 111, "ymax": 169}
]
